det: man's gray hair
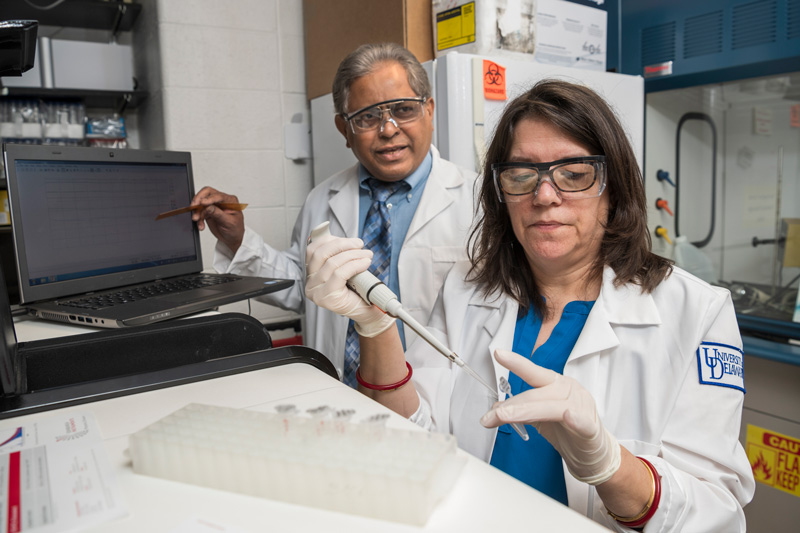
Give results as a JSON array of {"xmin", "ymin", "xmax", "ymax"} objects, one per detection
[{"xmin": 332, "ymin": 42, "xmax": 431, "ymax": 115}]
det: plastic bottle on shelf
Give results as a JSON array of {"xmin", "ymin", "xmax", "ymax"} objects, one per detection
[{"xmin": 673, "ymin": 236, "xmax": 718, "ymax": 284}]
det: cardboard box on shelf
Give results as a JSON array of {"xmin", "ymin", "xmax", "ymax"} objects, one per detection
[
  {"xmin": 432, "ymin": 0, "xmax": 536, "ymax": 59},
  {"xmin": 0, "ymin": 191, "xmax": 9, "ymax": 226},
  {"xmin": 432, "ymin": 0, "xmax": 607, "ymax": 71},
  {"xmin": 782, "ymin": 218, "xmax": 800, "ymax": 268},
  {"xmin": 303, "ymin": 0, "xmax": 433, "ymax": 101},
  {"xmin": 51, "ymin": 39, "xmax": 134, "ymax": 92}
]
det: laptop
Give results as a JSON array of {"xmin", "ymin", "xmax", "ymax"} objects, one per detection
[{"xmin": 3, "ymin": 143, "xmax": 293, "ymax": 328}]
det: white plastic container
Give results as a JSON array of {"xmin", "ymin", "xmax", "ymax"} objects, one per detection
[
  {"xmin": 673, "ymin": 236, "xmax": 718, "ymax": 284},
  {"xmin": 129, "ymin": 404, "xmax": 465, "ymax": 526}
]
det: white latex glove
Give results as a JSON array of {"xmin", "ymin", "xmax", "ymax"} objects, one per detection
[
  {"xmin": 305, "ymin": 233, "xmax": 395, "ymax": 337},
  {"xmin": 481, "ymin": 349, "xmax": 621, "ymax": 485}
]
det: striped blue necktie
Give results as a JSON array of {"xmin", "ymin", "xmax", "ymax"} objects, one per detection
[{"xmin": 342, "ymin": 178, "xmax": 405, "ymax": 387}]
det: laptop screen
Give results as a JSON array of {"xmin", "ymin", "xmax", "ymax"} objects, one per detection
[{"xmin": 3, "ymin": 144, "xmax": 203, "ymax": 304}]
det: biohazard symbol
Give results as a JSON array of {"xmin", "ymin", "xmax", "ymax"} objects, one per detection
[
  {"xmin": 484, "ymin": 63, "xmax": 504, "ymax": 85},
  {"xmin": 482, "ymin": 60, "xmax": 507, "ymax": 101}
]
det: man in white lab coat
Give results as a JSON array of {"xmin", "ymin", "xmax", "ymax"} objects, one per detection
[{"xmin": 190, "ymin": 43, "xmax": 478, "ymax": 381}]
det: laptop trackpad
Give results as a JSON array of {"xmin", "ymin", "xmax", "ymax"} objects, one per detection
[{"xmin": 158, "ymin": 288, "xmax": 223, "ymax": 304}]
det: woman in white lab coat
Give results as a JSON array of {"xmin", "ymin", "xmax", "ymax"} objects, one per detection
[{"xmin": 305, "ymin": 79, "xmax": 755, "ymax": 531}]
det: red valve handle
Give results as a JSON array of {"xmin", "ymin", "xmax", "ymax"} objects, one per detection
[{"xmin": 655, "ymin": 198, "xmax": 673, "ymax": 216}]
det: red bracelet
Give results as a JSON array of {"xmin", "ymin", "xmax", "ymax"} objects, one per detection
[
  {"xmin": 356, "ymin": 362, "xmax": 413, "ymax": 391},
  {"xmin": 607, "ymin": 457, "xmax": 661, "ymax": 528}
]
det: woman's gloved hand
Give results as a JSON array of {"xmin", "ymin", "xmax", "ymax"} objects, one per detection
[
  {"xmin": 305, "ymin": 232, "xmax": 395, "ymax": 337},
  {"xmin": 481, "ymin": 349, "xmax": 621, "ymax": 485}
]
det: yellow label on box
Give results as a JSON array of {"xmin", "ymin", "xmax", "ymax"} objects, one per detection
[
  {"xmin": 746, "ymin": 424, "xmax": 800, "ymax": 497},
  {"xmin": 0, "ymin": 190, "xmax": 9, "ymax": 225},
  {"xmin": 783, "ymin": 218, "xmax": 800, "ymax": 268},
  {"xmin": 436, "ymin": 2, "xmax": 476, "ymax": 51}
]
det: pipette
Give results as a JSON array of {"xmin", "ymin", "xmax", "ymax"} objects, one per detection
[{"xmin": 309, "ymin": 222, "xmax": 529, "ymax": 441}]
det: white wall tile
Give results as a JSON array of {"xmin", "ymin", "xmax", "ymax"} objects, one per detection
[
  {"xmin": 286, "ymin": 207, "xmax": 302, "ymax": 234},
  {"xmin": 250, "ymin": 301, "xmax": 301, "ymax": 324},
  {"xmin": 277, "ymin": 0, "xmax": 304, "ymax": 36},
  {"xmin": 283, "ymin": 158, "xmax": 313, "ymax": 207},
  {"xmin": 191, "ymin": 150, "xmax": 286, "ymax": 207},
  {"xmin": 163, "ymin": 88, "xmax": 282, "ymax": 151},
  {"xmin": 156, "ymin": 0, "xmax": 276, "ymax": 31},
  {"xmin": 124, "ymin": 112, "xmax": 140, "ymax": 149},
  {"xmin": 160, "ymin": 23, "xmax": 279, "ymax": 91},
  {"xmin": 198, "ymin": 229, "xmax": 218, "ymax": 269},
  {"xmin": 282, "ymin": 93, "xmax": 310, "ymax": 126},
  {"xmin": 215, "ymin": 300, "xmax": 251, "ymax": 316},
  {"xmin": 136, "ymin": 90, "xmax": 166, "ymax": 150},
  {"xmin": 244, "ymin": 206, "xmax": 291, "ymax": 250},
  {"xmin": 137, "ymin": 1, "xmax": 311, "ymax": 329},
  {"xmin": 279, "ymin": 33, "xmax": 306, "ymax": 94},
  {"xmin": 280, "ymin": 92, "xmax": 313, "ymax": 205}
]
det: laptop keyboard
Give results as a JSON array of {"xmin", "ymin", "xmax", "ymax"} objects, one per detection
[{"xmin": 57, "ymin": 274, "xmax": 241, "ymax": 310}]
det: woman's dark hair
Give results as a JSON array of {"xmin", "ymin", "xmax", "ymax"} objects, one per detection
[{"xmin": 468, "ymin": 79, "xmax": 672, "ymax": 316}]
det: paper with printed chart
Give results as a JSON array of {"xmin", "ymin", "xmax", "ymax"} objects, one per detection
[{"xmin": 0, "ymin": 411, "xmax": 127, "ymax": 533}]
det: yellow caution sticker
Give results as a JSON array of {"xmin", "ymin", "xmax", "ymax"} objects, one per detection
[
  {"xmin": 746, "ymin": 424, "xmax": 800, "ymax": 497},
  {"xmin": 436, "ymin": 2, "xmax": 476, "ymax": 51},
  {"xmin": 0, "ymin": 190, "xmax": 9, "ymax": 225}
]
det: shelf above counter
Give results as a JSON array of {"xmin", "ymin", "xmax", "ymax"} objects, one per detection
[
  {"xmin": 0, "ymin": 0, "xmax": 142, "ymax": 34},
  {"xmin": 1, "ymin": 86, "xmax": 147, "ymax": 111}
]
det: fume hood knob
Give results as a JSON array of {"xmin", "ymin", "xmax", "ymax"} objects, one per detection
[
  {"xmin": 751, "ymin": 236, "xmax": 786, "ymax": 247},
  {"xmin": 656, "ymin": 170, "xmax": 675, "ymax": 187},
  {"xmin": 655, "ymin": 198, "xmax": 673, "ymax": 216},
  {"xmin": 655, "ymin": 226, "xmax": 672, "ymax": 245}
]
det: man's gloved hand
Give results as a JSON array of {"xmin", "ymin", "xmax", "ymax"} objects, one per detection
[
  {"xmin": 305, "ymin": 232, "xmax": 395, "ymax": 337},
  {"xmin": 481, "ymin": 349, "xmax": 621, "ymax": 485}
]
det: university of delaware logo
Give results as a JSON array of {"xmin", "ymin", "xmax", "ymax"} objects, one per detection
[{"xmin": 696, "ymin": 342, "xmax": 745, "ymax": 392}]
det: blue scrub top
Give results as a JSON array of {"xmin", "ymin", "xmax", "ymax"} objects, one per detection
[{"xmin": 489, "ymin": 300, "xmax": 594, "ymax": 505}]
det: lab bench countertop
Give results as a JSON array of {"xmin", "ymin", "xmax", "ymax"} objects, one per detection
[
  {"xmin": 2, "ymin": 363, "xmax": 607, "ymax": 532},
  {"xmin": 4, "ymin": 317, "xmax": 607, "ymax": 532}
]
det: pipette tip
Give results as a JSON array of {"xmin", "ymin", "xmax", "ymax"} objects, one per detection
[{"xmin": 498, "ymin": 377, "xmax": 530, "ymax": 441}]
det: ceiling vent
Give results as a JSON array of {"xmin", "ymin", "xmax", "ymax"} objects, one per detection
[
  {"xmin": 732, "ymin": 0, "xmax": 777, "ymax": 49},
  {"xmin": 641, "ymin": 21, "xmax": 676, "ymax": 67},
  {"xmin": 684, "ymin": 11, "xmax": 723, "ymax": 58},
  {"xmin": 789, "ymin": 0, "xmax": 800, "ymax": 40}
]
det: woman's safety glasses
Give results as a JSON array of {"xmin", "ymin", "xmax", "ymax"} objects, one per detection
[
  {"xmin": 492, "ymin": 156, "xmax": 607, "ymax": 202},
  {"xmin": 342, "ymin": 97, "xmax": 427, "ymax": 134}
]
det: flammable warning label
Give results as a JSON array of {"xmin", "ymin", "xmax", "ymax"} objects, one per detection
[{"xmin": 746, "ymin": 424, "xmax": 800, "ymax": 497}]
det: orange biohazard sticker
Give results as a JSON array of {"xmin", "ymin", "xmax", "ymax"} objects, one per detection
[
  {"xmin": 791, "ymin": 104, "xmax": 800, "ymax": 128},
  {"xmin": 746, "ymin": 424, "xmax": 800, "ymax": 497},
  {"xmin": 483, "ymin": 60, "xmax": 506, "ymax": 101}
]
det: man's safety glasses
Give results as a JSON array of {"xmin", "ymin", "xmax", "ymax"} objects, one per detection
[
  {"xmin": 342, "ymin": 97, "xmax": 427, "ymax": 134},
  {"xmin": 492, "ymin": 156, "xmax": 607, "ymax": 202}
]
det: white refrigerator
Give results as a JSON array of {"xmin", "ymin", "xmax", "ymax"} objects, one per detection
[{"xmin": 310, "ymin": 51, "xmax": 644, "ymax": 185}]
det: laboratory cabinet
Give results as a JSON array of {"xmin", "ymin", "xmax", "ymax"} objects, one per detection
[
  {"xmin": 620, "ymin": 1, "xmax": 800, "ymax": 528},
  {"xmin": 619, "ymin": 0, "xmax": 800, "ymax": 92},
  {"xmin": 644, "ymin": 71, "xmax": 800, "ymax": 326},
  {"xmin": 645, "ymin": 72, "xmax": 800, "ymax": 527},
  {"xmin": 739, "ymin": 354, "xmax": 800, "ymax": 531}
]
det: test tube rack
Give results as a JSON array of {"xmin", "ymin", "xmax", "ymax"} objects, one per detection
[{"xmin": 128, "ymin": 403, "xmax": 465, "ymax": 526}]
